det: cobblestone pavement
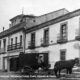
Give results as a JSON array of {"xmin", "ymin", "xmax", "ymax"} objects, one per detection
[
  {"xmin": 0, "ymin": 76, "xmax": 80, "ymax": 80},
  {"xmin": 0, "ymin": 75, "xmax": 79, "ymax": 80},
  {"xmin": 0, "ymin": 78, "xmax": 59, "ymax": 80},
  {"xmin": 0, "ymin": 71, "xmax": 80, "ymax": 80},
  {"xmin": 0, "ymin": 72, "xmax": 60, "ymax": 80},
  {"xmin": 0, "ymin": 75, "xmax": 78, "ymax": 80}
]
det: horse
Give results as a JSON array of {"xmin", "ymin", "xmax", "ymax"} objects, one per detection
[{"xmin": 53, "ymin": 58, "xmax": 79, "ymax": 77}]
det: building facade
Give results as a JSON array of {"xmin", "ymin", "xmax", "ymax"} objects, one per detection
[{"xmin": 0, "ymin": 8, "xmax": 80, "ymax": 71}]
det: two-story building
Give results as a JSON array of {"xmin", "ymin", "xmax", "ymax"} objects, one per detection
[
  {"xmin": 0, "ymin": 14, "xmax": 36, "ymax": 71},
  {"xmin": 25, "ymin": 8, "xmax": 80, "ymax": 69},
  {"xmin": 0, "ymin": 8, "xmax": 80, "ymax": 71}
]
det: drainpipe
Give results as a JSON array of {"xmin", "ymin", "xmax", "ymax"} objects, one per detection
[
  {"xmin": 23, "ymin": 30, "xmax": 26, "ymax": 54},
  {"xmin": 79, "ymin": 18, "xmax": 80, "ymax": 66},
  {"xmin": 7, "ymin": 36, "xmax": 10, "ymax": 72}
]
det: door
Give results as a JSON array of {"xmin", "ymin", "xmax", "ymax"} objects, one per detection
[
  {"xmin": 60, "ymin": 49, "xmax": 66, "ymax": 61},
  {"xmin": 38, "ymin": 53, "xmax": 49, "ymax": 67},
  {"xmin": 10, "ymin": 57, "xmax": 19, "ymax": 71},
  {"xmin": 3, "ymin": 57, "xmax": 7, "ymax": 71}
]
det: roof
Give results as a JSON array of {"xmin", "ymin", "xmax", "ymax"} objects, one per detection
[
  {"xmin": 10, "ymin": 14, "xmax": 24, "ymax": 21},
  {"xmin": 0, "ymin": 22, "xmax": 26, "ymax": 38},
  {"xmin": 0, "ymin": 8, "xmax": 80, "ymax": 38},
  {"xmin": 0, "ymin": 14, "xmax": 36, "ymax": 38},
  {"xmin": 37, "ymin": 8, "xmax": 69, "ymax": 18},
  {"xmin": 25, "ymin": 9, "xmax": 80, "ymax": 33},
  {"xmin": 10, "ymin": 14, "xmax": 36, "ymax": 21},
  {"xmin": 23, "ymin": 15, "xmax": 36, "ymax": 18},
  {"xmin": 25, "ymin": 8, "xmax": 69, "ymax": 29}
]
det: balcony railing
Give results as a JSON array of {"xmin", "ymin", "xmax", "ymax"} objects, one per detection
[
  {"xmin": 41, "ymin": 40, "xmax": 49, "ymax": 47},
  {"xmin": 28, "ymin": 41, "xmax": 35, "ymax": 49},
  {"xmin": 75, "ymin": 36, "xmax": 80, "ymax": 40},
  {"xmin": 57, "ymin": 35, "xmax": 68, "ymax": 44},
  {"xmin": 75, "ymin": 29, "xmax": 80, "ymax": 41},
  {"xmin": 7, "ymin": 42, "xmax": 23, "ymax": 51},
  {"xmin": 41, "ymin": 42, "xmax": 49, "ymax": 47},
  {"xmin": 0, "ymin": 48, "xmax": 6, "ymax": 53},
  {"xmin": 40, "ymin": 39, "xmax": 49, "ymax": 47}
]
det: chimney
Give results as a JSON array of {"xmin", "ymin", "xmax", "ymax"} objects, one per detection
[{"xmin": 3, "ymin": 27, "xmax": 4, "ymax": 31}]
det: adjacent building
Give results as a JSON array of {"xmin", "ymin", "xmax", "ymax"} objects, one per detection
[{"xmin": 0, "ymin": 8, "xmax": 80, "ymax": 71}]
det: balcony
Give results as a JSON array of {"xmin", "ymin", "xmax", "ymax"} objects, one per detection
[
  {"xmin": 75, "ymin": 29, "xmax": 80, "ymax": 41},
  {"xmin": 7, "ymin": 42, "xmax": 23, "ymax": 51},
  {"xmin": 0, "ymin": 48, "xmax": 6, "ymax": 54},
  {"xmin": 41, "ymin": 42, "xmax": 49, "ymax": 47},
  {"xmin": 57, "ymin": 39, "xmax": 68, "ymax": 44},
  {"xmin": 57, "ymin": 35, "xmax": 68, "ymax": 44},
  {"xmin": 41, "ymin": 39, "xmax": 49, "ymax": 47},
  {"xmin": 75, "ymin": 36, "xmax": 80, "ymax": 41},
  {"xmin": 28, "ymin": 42, "xmax": 35, "ymax": 49}
]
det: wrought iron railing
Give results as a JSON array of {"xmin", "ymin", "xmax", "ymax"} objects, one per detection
[
  {"xmin": 57, "ymin": 34, "xmax": 68, "ymax": 44},
  {"xmin": 40, "ymin": 38, "xmax": 49, "ymax": 47},
  {"xmin": 75, "ymin": 29, "xmax": 80, "ymax": 40},
  {"xmin": 28, "ymin": 41, "xmax": 35, "ymax": 49},
  {"xmin": 7, "ymin": 42, "xmax": 23, "ymax": 51}
]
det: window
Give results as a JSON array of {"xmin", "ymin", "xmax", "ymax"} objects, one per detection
[
  {"xmin": 38, "ymin": 55, "xmax": 44, "ymax": 64},
  {"xmin": 33, "ymin": 20, "xmax": 36, "ymax": 22},
  {"xmin": 20, "ymin": 35, "xmax": 22, "ymax": 43},
  {"xmin": 31, "ymin": 32, "xmax": 35, "ymax": 46},
  {"xmin": 15, "ymin": 37, "xmax": 17, "ymax": 44},
  {"xmin": 11, "ymin": 38, "xmax": 13, "ymax": 45},
  {"xmin": 60, "ymin": 23, "xmax": 67, "ymax": 40},
  {"xmin": 39, "ymin": 54, "xmax": 44, "ymax": 62},
  {"xmin": 3, "ymin": 39, "xmax": 6, "ymax": 50},
  {"xmin": 60, "ymin": 50, "xmax": 66, "ymax": 61},
  {"xmin": 44, "ymin": 28, "xmax": 49, "ymax": 44},
  {"xmin": 20, "ymin": 35, "xmax": 22, "ymax": 47}
]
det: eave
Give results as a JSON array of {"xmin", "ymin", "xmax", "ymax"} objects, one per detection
[
  {"xmin": 0, "ymin": 22, "xmax": 26, "ymax": 39},
  {"xmin": 25, "ymin": 9, "xmax": 80, "ymax": 33}
]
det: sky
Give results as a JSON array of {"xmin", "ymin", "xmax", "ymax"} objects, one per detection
[{"xmin": 0, "ymin": 0, "xmax": 80, "ymax": 32}]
